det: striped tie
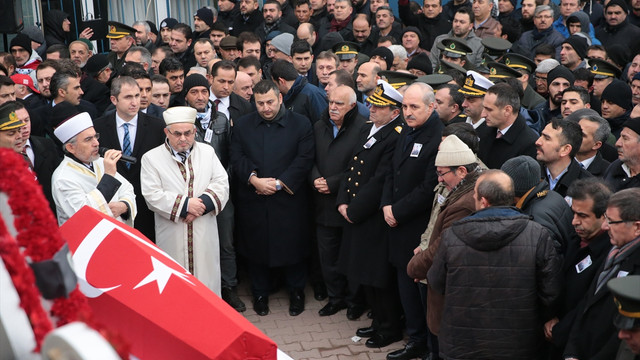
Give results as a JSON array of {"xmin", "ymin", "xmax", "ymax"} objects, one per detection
[
  {"xmin": 178, "ymin": 151, "xmax": 187, "ymax": 164},
  {"xmin": 122, "ymin": 123, "xmax": 132, "ymax": 169}
]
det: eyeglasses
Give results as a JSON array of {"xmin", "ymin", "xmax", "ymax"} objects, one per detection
[
  {"xmin": 535, "ymin": 15, "xmax": 553, "ymax": 19},
  {"xmin": 436, "ymin": 169, "xmax": 453, "ymax": 177},
  {"xmin": 167, "ymin": 129, "xmax": 194, "ymax": 138},
  {"xmin": 604, "ymin": 213, "xmax": 631, "ymax": 225},
  {"xmin": 534, "ymin": 76, "xmax": 547, "ymax": 82}
]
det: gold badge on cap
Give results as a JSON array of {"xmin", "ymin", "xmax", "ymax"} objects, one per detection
[
  {"xmin": 9, "ymin": 112, "xmax": 18, "ymax": 123},
  {"xmin": 110, "ymin": 25, "xmax": 116, "ymax": 33},
  {"xmin": 341, "ymin": 45, "xmax": 349, "ymax": 52},
  {"xmin": 465, "ymin": 76, "xmax": 474, "ymax": 87},
  {"xmin": 505, "ymin": 58, "xmax": 511, "ymax": 65},
  {"xmin": 450, "ymin": 43, "xmax": 456, "ymax": 50},
  {"xmin": 374, "ymin": 85, "xmax": 384, "ymax": 96},
  {"xmin": 490, "ymin": 67, "xmax": 497, "ymax": 75},
  {"xmin": 592, "ymin": 65, "xmax": 598, "ymax": 71}
]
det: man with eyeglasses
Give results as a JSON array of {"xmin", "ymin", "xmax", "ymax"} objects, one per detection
[
  {"xmin": 141, "ymin": 106, "xmax": 229, "ymax": 296},
  {"xmin": 52, "ymin": 111, "xmax": 136, "ymax": 226},
  {"xmin": 564, "ymin": 187, "xmax": 640, "ymax": 360},
  {"xmin": 514, "ymin": 5, "xmax": 565, "ymax": 60}
]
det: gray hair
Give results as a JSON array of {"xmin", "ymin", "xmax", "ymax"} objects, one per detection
[
  {"xmin": 581, "ymin": 113, "xmax": 611, "ymax": 144},
  {"xmin": 534, "ymin": 5, "xmax": 553, "ymax": 17},
  {"xmin": 132, "ymin": 21, "xmax": 151, "ymax": 32},
  {"xmin": 388, "ymin": 45, "xmax": 408, "ymax": 61},
  {"xmin": 127, "ymin": 46, "xmax": 152, "ymax": 69},
  {"xmin": 407, "ymin": 82, "xmax": 436, "ymax": 105}
]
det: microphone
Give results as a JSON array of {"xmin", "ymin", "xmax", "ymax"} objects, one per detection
[{"xmin": 99, "ymin": 147, "xmax": 137, "ymax": 165}]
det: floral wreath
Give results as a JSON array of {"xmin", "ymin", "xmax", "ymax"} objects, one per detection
[{"xmin": 0, "ymin": 148, "xmax": 128, "ymax": 357}]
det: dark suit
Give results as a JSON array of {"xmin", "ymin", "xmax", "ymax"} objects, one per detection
[
  {"xmin": 381, "ymin": 111, "xmax": 443, "ymax": 344},
  {"xmin": 34, "ymin": 100, "xmax": 100, "ymax": 151},
  {"xmin": 29, "ymin": 136, "xmax": 62, "ymax": 215},
  {"xmin": 585, "ymin": 152, "xmax": 610, "ymax": 178},
  {"xmin": 80, "ymin": 75, "xmax": 111, "ymax": 114},
  {"xmin": 227, "ymin": 92, "xmax": 253, "ymax": 125},
  {"xmin": 93, "ymin": 111, "xmax": 166, "ymax": 242},
  {"xmin": 477, "ymin": 115, "xmax": 538, "ymax": 169},
  {"xmin": 543, "ymin": 159, "xmax": 593, "ymax": 198}
]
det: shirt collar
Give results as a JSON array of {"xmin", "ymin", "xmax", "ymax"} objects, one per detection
[{"xmin": 115, "ymin": 112, "xmax": 139, "ymax": 128}]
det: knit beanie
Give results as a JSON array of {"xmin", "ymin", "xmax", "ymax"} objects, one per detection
[
  {"xmin": 271, "ymin": 33, "xmax": 294, "ymax": 56},
  {"xmin": 160, "ymin": 18, "xmax": 178, "ymax": 30},
  {"xmin": 435, "ymin": 135, "xmax": 477, "ymax": 167},
  {"xmin": 606, "ymin": 44, "xmax": 630, "ymax": 69},
  {"xmin": 402, "ymin": 26, "xmax": 422, "ymax": 42},
  {"xmin": 562, "ymin": 35, "xmax": 588, "ymax": 60},
  {"xmin": 147, "ymin": 21, "xmax": 158, "ymax": 36},
  {"xmin": 605, "ymin": 0, "xmax": 628, "ymax": 13},
  {"xmin": 195, "ymin": 7, "xmax": 215, "ymax": 28},
  {"xmin": 10, "ymin": 33, "xmax": 32, "ymax": 54},
  {"xmin": 407, "ymin": 53, "xmax": 432, "ymax": 75},
  {"xmin": 623, "ymin": 118, "xmax": 640, "ymax": 136},
  {"xmin": 547, "ymin": 65, "xmax": 575, "ymax": 87},
  {"xmin": 508, "ymin": 0, "xmax": 517, "ymax": 8},
  {"xmin": 501, "ymin": 155, "xmax": 542, "ymax": 197},
  {"xmin": 183, "ymin": 74, "xmax": 210, "ymax": 93},
  {"xmin": 370, "ymin": 47, "xmax": 394, "ymax": 70},
  {"xmin": 601, "ymin": 79, "xmax": 633, "ymax": 111}
]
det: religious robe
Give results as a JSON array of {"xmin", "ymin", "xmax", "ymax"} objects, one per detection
[
  {"xmin": 140, "ymin": 141, "xmax": 229, "ymax": 295},
  {"xmin": 52, "ymin": 156, "xmax": 137, "ymax": 226}
]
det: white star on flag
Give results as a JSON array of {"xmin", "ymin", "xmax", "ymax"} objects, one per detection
[{"xmin": 134, "ymin": 256, "xmax": 194, "ymax": 294}]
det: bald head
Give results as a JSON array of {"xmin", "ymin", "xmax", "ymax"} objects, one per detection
[
  {"xmin": 233, "ymin": 70, "xmax": 254, "ymax": 101},
  {"xmin": 474, "ymin": 170, "xmax": 515, "ymax": 209}
]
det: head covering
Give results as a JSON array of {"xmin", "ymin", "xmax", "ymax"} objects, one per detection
[
  {"xmin": 607, "ymin": 45, "xmax": 631, "ymax": 69},
  {"xmin": 83, "ymin": 54, "xmax": 110, "ymax": 77},
  {"xmin": 333, "ymin": 41, "xmax": 360, "ymax": 60},
  {"xmin": 503, "ymin": 52, "xmax": 536, "ymax": 74},
  {"xmin": 407, "ymin": 53, "xmax": 432, "ymax": 75},
  {"xmin": 10, "ymin": 33, "xmax": 32, "ymax": 53},
  {"xmin": 547, "ymin": 65, "xmax": 575, "ymax": 86},
  {"xmin": 487, "ymin": 62, "xmax": 522, "ymax": 79},
  {"xmin": 183, "ymin": 74, "xmax": 210, "ymax": 93},
  {"xmin": 437, "ymin": 59, "xmax": 467, "ymax": 75},
  {"xmin": 623, "ymin": 118, "xmax": 640, "ymax": 136},
  {"xmin": 0, "ymin": 103, "xmax": 25, "ymax": 131},
  {"xmin": 160, "ymin": 18, "xmax": 179, "ymax": 30},
  {"xmin": 602, "ymin": 79, "xmax": 633, "ymax": 111},
  {"xmin": 21, "ymin": 26, "xmax": 45, "ymax": 45},
  {"xmin": 501, "ymin": 155, "xmax": 542, "ymax": 197},
  {"xmin": 53, "ymin": 112, "xmax": 94, "ymax": 144},
  {"xmin": 563, "ymin": 35, "xmax": 588, "ymax": 60},
  {"xmin": 163, "ymin": 106, "xmax": 197, "ymax": 125},
  {"xmin": 459, "ymin": 70, "xmax": 495, "ymax": 97},
  {"xmin": 607, "ymin": 276, "xmax": 640, "ymax": 330},
  {"xmin": 437, "ymin": 38, "xmax": 472, "ymax": 58},
  {"xmin": 219, "ymin": 36, "xmax": 239, "ymax": 50},
  {"xmin": 482, "ymin": 37, "xmax": 512, "ymax": 59},
  {"xmin": 417, "ymin": 74, "xmax": 453, "ymax": 90},
  {"xmin": 271, "ymin": 33, "xmax": 295, "ymax": 56},
  {"xmin": 589, "ymin": 58, "xmax": 622, "ymax": 79},
  {"xmin": 435, "ymin": 135, "xmax": 476, "ymax": 167},
  {"xmin": 78, "ymin": 38, "xmax": 94, "ymax": 52},
  {"xmin": 50, "ymin": 102, "xmax": 80, "ymax": 130},
  {"xmin": 147, "ymin": 21, "xmax": 158, "ymax": 36},
  {"xmin": 319, "ymin": 32, "xmax": 344, "ymax": 52},
  {"xmin": 266, "ymin": 30, "xmax": 283, "ymax": 42},
  {"xmin": 535, "ymin": 59, "xmax": 560, "ymax": 74},
  {"xmin": 106, "ymin": 21, "xmax": 136, "ymax": 39},
  {"xmin": 605, "ymin": 0, "xmax": 628, "ymax": 13},
  {"xmin": 633, "ymin": 72, "xmax": 640, "ymax": 82},
  {"xmin": 566, "ymin": 11, "xmax": 591, "ymax": 34},
  {"xmin": 10, "ymin": 74, "xmax": 39, "ymax": 94},
  {"xmin": 402, "ymin": 26, "xmax": 422, "ymax": 41},
  {"xmin": 378, "ymin": 71, "xmax": 417, "ymax": 89},
  {"xmin": 370, "ymin": 47, "xmax": 394, "ymax": 69},
  {"xmin": 366, "ymin": 80, "xmax": 404, "ymax": 107},
  {"xmin": 195, "ymin": 7, "xmax": 215, "ymax": 28}
]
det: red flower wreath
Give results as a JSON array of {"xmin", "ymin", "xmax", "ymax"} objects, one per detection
[{"xmin": 0, "ymin": 148, "xmax": 129, "ymax": 357}]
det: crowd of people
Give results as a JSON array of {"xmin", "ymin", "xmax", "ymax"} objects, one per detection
[{"xmin": 0, "ymin": 0, "xmax": 640, "ymax": 358}]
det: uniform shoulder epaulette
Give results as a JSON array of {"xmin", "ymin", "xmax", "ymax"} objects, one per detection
[
  {"xmin": 536, "ymin": 190, "xmax": 549, "ymax": 198},
  {"xmin": 395, "ymin": 126, "xmax": 402, "ymax": 133}
]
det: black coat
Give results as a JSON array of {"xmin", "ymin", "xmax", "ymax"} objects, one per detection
[
  {"xmin": 80, "ymin": 74, "xmax": 111, "ymax": 114},
  {"xmin": 228, "ymin": 92, "xmax": 254, "ymax": 125},
  {"xmin": 337, "ymin": 118, "xmax": 403, "ymax": 287},
  {"xmin": 543, "ymin": 159, "xmax": 593, "ymax": 198},
  {"xmin": 255, "ymin": 20, "xmax": 296, "ymax": 43},
  {"xmin": 311, "ymin": 106, "xmax": 367, "ymax": 227},
  {"xmin": 231, "ymin": 108, "xmax": 315, "ymax": 267},
  {"xmin": 382, "ymin": 112, "xmax": 444, "ymax": 268},
  {"xmin": 398, "ymin": 4, "xmax": 451, "ymax": 51},
  {"xmin": 230, "ymin": 10, "xmax": 264, "ymax": 36},
  {"xmin": 30, "ymin": 135, "xmax": 62, "ymax": 215},
  {"xmin": 595, "ymin": 19, "xmax": 640, "ymax": 58},
  {"xmin": 92, "ymin": 111, "xmax": 166, "ymax": 242},
  {"xmin": 477, "ymin": 115, "xmax": 538, "ymax": 169},
  {"xmin": 586, "ymin": 151, "xmax": 610, "ymax": 178},
  {"xmin": 564, "ymin": 245, "xmax": 640, "ymax": 360},
  {"xmin": 603, "ymin": 159, "xmax": 640, "ymax": 192}
]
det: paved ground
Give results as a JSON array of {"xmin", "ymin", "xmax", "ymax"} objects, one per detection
[{"xmin": 238, "ymin": 283, "xmax": 408, "ymax": 360}]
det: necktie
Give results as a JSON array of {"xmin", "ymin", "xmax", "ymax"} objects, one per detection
[
  {"xmin": 214, "ymin": 99, "xmax": 221, "ymax": 111},
  {"xmin": 178, "ymin": 151, "xmax": 187, "ymax": 164},
  {"xmin": 122, "ymin": 123, "xmax": 132, "ymax": 169},
  {"xmin": 21, "ymin": 147, "xmax": 33, "ymax": 171},
  {"xmin": 496, "ymin": 131, "xmax": 503, "ymax": 139}
]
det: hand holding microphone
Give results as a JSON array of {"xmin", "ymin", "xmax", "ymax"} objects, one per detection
[{"xmin": 99, "ymin": 147, "xmax": 137, "ymax": 165}]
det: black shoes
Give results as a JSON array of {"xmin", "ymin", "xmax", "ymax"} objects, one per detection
[
  {"xmin": 289, "ymin": 289, "xmax": 305, "ymax": 316},
  {"xmin": 356, "ymin": 326, "xmax": 376, "ymax": 337},
  {"xmin": 366, "ymin": 333, "xmax": 403, "ymax": 348},
  {"xmin": 347, "ymin": 304, "xmax": 366, "ymax": 320},
  {"xmin": 222, "ymin": 286, "xmax": 246, "ymax": 312},
  {"xmin": 253, "ymin": 295, "xmax": 269, "ymax": 316},
  {"xmin": 313, "ymin": 282, "xmax": 328, "ymax": 301},
  {"xmin": 386, "ymin": 341, "xmax": 428, "ymax": 360},
  {"xmin": 318, "ymin": 301, "xmax": 348, "ymax": 316}
]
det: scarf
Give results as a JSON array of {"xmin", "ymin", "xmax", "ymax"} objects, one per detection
[
  {"xmin": 330, "ymin": 15, "xmax": 352, "ymax": 32},
  {"xmin": 263, "ymin": 18, "xmax": 282, "ymax": 37},
  {"xmin": 595, "ymin": 235, "xmax": 640, "ymax": 294},
  {"xmin": 532, "ymin": 27, "xmax": 553, "ymax": 40}
]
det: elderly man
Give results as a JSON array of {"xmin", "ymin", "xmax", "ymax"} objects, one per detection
[
  {"xmin": 140, "ymin": 106, "xmax": 229, "ymax": 295},
  {"xmin": 564, "ymin": 188, "xmax": 640, "ymax": 360},
  {"xmin": 312, "ymin": 84, "xmax": 367, "ymax": 318},
  {"xmin": 428, "ymin": 170, "xmax": 561, "ymax": 359},
  {"xmin": 51, "ymin": 111, "xmax": 136, "ymax": 226},
  {"xmin": 382, "ymin": 82, "xmax": 443, "ymax": 360},
  {"xmin": 106, "ymin": 21, "xmax": 136, "ymax": 76},
  {"xmin": 515, "ymin": 5, "xmax": 565, "ymax": 59},
  {"xmin": 544, "ymin": 178, "xmax": 613, "ymax": 358},
  {"xmin": 337, "ymin": 80, "xmax": 404, "ymax": 348},
  {"xmin": 604, "ymin": 120, "xmax": 640, "ymax": 191},
  {"xmin": 356, "ymin": 62, "xmax": 381, "ymax": 104}
]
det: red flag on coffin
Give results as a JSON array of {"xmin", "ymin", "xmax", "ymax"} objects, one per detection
[{"xmin": 60, "ymin": 206, "xmax": 277, "ymax": 360}]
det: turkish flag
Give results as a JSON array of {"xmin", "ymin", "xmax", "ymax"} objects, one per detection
[{"xmin": 60, "ymin": 206, "xmax": 277, "ymax": 359}]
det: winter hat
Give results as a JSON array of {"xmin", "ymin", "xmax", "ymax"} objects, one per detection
[
  {"xmin": 605, "ymin": 0, "xmax": 628, "ymax": 13},
  {"xmin": 10, "ymin": 33, "xmax": 32, "ymax": 54},
  {"xmin": 606, "ymin": 44, "xmax": 630, "ymax": 69},
  {"xmin": 83, "ymin": 54, "xmax": 110, "ymax": 77},
  {"xmin": 271, "ymin": 33, "xmax": 294, "ymax": 56},
  {"xmin": 402, "ymin": 26, "xmax": 422, "ymax": 42},
  {"xmin": 50, "ymin": 102, "xmax": 80, "ymax": 129},
  {"xmin": 21, "ymin": 26, "xmax": 45, "ymax": 45},
  {"xmin": 370, "ymin": 46, "xmax": 394, "ymax": 70},
  {"xmin": 407, "ymin": 53, "xmax": 432, "ymax": 75},
  {"xmin": 535, "ymin": 58, "xmax": 560, "ymax": 74},
  {"xmin": 547, "ymin": 65, "xmax": 575, "ymax": 87},
  {"xmin": 147, "ymin": 21, "xmax": 158, "ymax": 36},
  {"xmin": 562, "ymin": 35, "xmax": 588, "ymax": 60},
  {"xmin": 183, "ymin": 74, "xmax": 210, "ymax": 93},
  {"xmin": 160, "ymin": 18, "xmax": 178, "ymax": 30},
  {"xmin": 435, "ymin": 135, "xmax": 477, "ymax": 167},
  {"xmin": 601, "ymin": 79, "xmax": 633, "ymax": 111},
  {"xmin": 195, "ymin": 7, "xmax": 215, "ymax": 28},
  {"xmin": 623, "ymin": 118, "xmax": 640, "ymax": 136},
  {"xmin": 501, "ymin": 155, "xmax": 542, "ymax": 198}
]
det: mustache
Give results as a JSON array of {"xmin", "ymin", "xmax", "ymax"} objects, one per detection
[{"xmin": 329, "ymin": 110, "xmax": 341, "ymax": 116}]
